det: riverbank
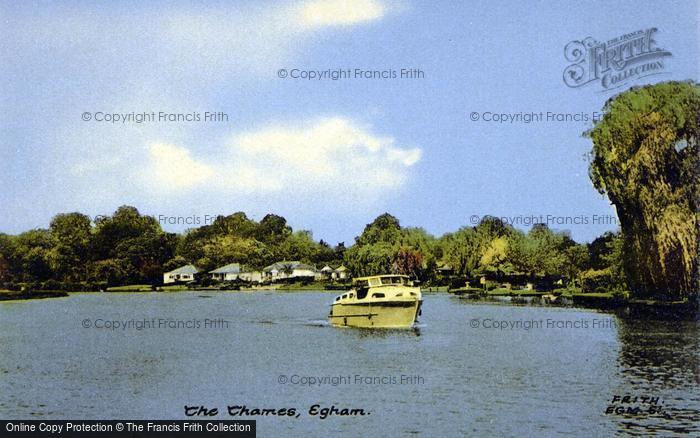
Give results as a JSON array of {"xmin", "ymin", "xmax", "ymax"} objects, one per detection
[
  {"xmin": 2, "ymin": 286, "xmax": 695, "ymax": 318},
  {"xmin": 0, "ymin": 289, "xmax": 69, "ymax": 301},
  {"xmin": 449, "ymin": 287, "xmax": 698, "ymax": 318}
]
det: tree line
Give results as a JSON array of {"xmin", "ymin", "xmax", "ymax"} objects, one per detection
[
  {"xmin": 0, "ymin": 207, "xmax": 344, "ymax": 290},
  {"xmin": 0, "ymin": 206, "xmax": 624, "ymax": 293}
]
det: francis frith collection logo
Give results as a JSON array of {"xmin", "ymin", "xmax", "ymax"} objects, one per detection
[{"xmin": 563, "ymin": 28, "xmax": 672, "ymax": 91}]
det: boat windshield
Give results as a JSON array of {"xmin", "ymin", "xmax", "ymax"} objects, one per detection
[
  {"xmin": 354, "ymin": 279, "xmax": 370, "ymax": 299},
  {"xmin": 380, "ymin": 276, "xmax": 408, "ymax": 286}
]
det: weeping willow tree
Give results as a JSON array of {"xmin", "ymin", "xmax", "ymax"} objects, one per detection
[{"xmin": 587, "ymin": 81, "xmax": 699, "ymax": 301}]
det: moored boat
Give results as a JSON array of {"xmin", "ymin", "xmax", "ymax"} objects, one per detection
[{"xmin": 328, "ymin": 275, "xmax": 422, "ymax": 328}]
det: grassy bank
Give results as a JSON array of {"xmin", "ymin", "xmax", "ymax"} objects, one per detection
[
  {"xmin": 276, "ymin": 281, "xmax": 349, "ymax": 291},
  {"xmin": 105, "ymin": 284, "xmax": 189, "ymax": 292},
  {"xmin": 421, "ymin": 286, "xmax": 449, "ymax": 293},
  {"xmin": 449, "ymin": 287, "xmax": 552, "ymax": 297},
  {"xmin": 0, "ymin": 289, "xmax": 69, "ymax": 301}
]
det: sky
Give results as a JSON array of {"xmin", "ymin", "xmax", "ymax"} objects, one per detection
[{"xmin": 1, "ymin": 0, "xmax": 698, "ymax": 245}]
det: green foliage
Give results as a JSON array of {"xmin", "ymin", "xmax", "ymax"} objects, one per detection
[
  {"xmin": 345, "ymin": 241, "xmax": 395, "ymax": 277},
  {"xmin": 505, "ymin": 225, "xmax": 568, "ymax": 278},
  {"xmin": 344, "ymin": 214, "xmax": 437, "ymax": 280},
  {"xmin": 588, "ymin": 231, "xmax": 618, "ymax": 270},
  {"xmin": 176, "ymin": 212, "xmax": 341, "ymax": 271},
  {"xmin": 392, "ymin": 246, "xmax": 424, "ymax": 278},
  {"xmin": 47, "ymin": 213, "xmax": 92, "ymax": 282},
  {"xmin": 439, "ymin": 217, "xmax": 512, "ymax": 279},
  {"xmin": 587, "ymin": 81, "xmax": 699, "ymax": 300},
  {"xmin": 480, "ymin": 236, "xmax": 510, "ymax": 274},
  {"xmin": 439, "ymin": 227, "xmax": 479, "ymax": 277},
  {"xmin": 0, "ymin": 208, "xmax": 630, "ymax": 295},
  {"xmin": 579, "ymin": 268, "xmax": 625, "ymax": 294}
]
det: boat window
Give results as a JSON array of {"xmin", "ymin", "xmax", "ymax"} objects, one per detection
[
  {"xmin": 353, "ymin": 279, "xmax": 369, "ymax": 288},
  {"xmin": 349, "ymin": 293, "xmax": 354, "ymax": 298},
  {"xmin": 368, "ymin": 278, "xmax": 382, "ymax": 287},
  {"xmin": 380, "ymin": 276, "xmax": 407, "ymax": 286},
  {"xmin": 396, "ymin": 293, "xmax": 403, "ymax": 297},
  {"xmin": 342, "ymin": 294, "xmax": 347, "ymax": 299},
  {"xmin": 357, "ymin": 286, "xmax": 369, "ymax": 300},
  {"xmin": 335, "ymin": 297, "xmax": 340, "ymax": 301},
  {"xmin": 372, "ymin": 293, "xmax": 385, "ymax": 298}
]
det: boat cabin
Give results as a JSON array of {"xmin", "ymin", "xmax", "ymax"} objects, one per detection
[{"xmin": 344, "ymin": 275, "xmax": 414, "ymax": 300}]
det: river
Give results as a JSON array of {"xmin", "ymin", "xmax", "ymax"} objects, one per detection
[{"xmin": 0, "ymin": 292, "xmax": 697, "ymax": 436}]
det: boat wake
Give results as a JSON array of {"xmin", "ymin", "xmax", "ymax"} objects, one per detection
[{"xmin": 305, "ymin": 319, "xmax": 331, "ymax": 327}]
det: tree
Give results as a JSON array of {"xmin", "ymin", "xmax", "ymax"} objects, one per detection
[
  {"xmin": 440, "ymin": 227, "xmax": 479, "ymax": 277},
  {"xmin": 14, "ymin": 230, "xmax": 53, "ymax": 282},
  {"xmin": 344, "ymin": 214, "xmax": 403, "ymax": 276},
  {"xmin": 91, "ymin": 206, "xmax": 176, "ymax": 285},
  {"xmin": 392, "ymin": 246, "xmax": 424, "ymax": 278},
  {"xmin": 278, "ymin": 230, "xmax": 319, "ymax": 263},
  {"xmin": 345, "ymin": 241, "xmax": 394, "ymax": 277},
  {"xmin": 344, "ymin": 214, "xmax": 437, "ymax": 280},
  {"xmin": 504, "ymin": 224, "xmax": 570, "ymax": 281},
  {"xmin": 562, "ymin": 244, "xmax": 589, "ymax": 287},
  {"xmin": 256, "ymin": 214, "xmax": 292, "ymax": 244},
  {"xmin": 587, "ymin": 81, "xmax": 699, "ymax": 300},
  {"xmin": 201, "ymin": 235, "xmax": 271, "ymax": 271},
  {"xmin": 479, "ymin": 236, "xmax": 510, "ymax": 274},
  {"xmin": 354, "ymin": 213, "xmax": 402, "ymax": 246},
  {"xmin": 0, "ymin": 234, "xmax": 17, "ymax": 283},
  {"xmin": 588, "ymin": 231, "xmax": 618, "ymax": 270},
  {"xmin": 90, "ymin": 259, "xmax": 127, "ymax": 287},
  {"xmin": 47, "ymin": 212, "xmax": 92, "ymax": 282}
]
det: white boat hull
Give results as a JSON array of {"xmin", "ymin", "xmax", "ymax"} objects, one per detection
[{"xmin": 329, "ymin": 299, "xmax": 422, "ymax": 328}]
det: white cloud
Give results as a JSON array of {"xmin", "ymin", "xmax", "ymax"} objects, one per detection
[
  {"xmin": 227, "ymin": 117, "xmax": 420, "ymax": 192},
  {"xmin": 386, "ymin": 146, "xmax": 422, "ymax": 166},
  {"xmin": 298, "ymin": 0, "xmax": 386, "ymax": 28},
  {"xmin": 147, "ymin": 143, "xmax": 215, "ymax": 190},
  {"xmin": 137, "ymin": 117, "xmax": 421, "ymax": 202}
]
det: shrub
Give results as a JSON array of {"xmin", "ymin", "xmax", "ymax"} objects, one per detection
[
  {"xmin": 580, "ymin": 269, "xmax": 622, "ymax": 293},
  {"xmin": 449, "ymin": 278, "xmax": 467, "ymax": 290},
  {"xmin": 42, "ymin": 279, "xmax": 63, "ymax": 291},
  {"xmin": 484, "ymin": 280, "xmax": 499, "ymax": 291},
  {"xmin": 199, "ymin": 276, "xmax": 217, "ymax": 287}
]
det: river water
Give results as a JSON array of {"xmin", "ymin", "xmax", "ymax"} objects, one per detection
[{"xmin": 0, "ymin": 292, "xmax": 697, "ymax": 436}]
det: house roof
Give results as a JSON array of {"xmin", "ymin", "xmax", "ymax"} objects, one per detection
[
  {"xmin": 166, "ymin": 264, "xmax": 198, "ymax": 275},
  {"xmin": 209, "ymin": 263, "xmax": 241, "ymax": 274},
  {"xmin": 263, "ymin": 261, "xmax": 316, "ymax": 272},
  {"xmin": 320, "ymin": 265, "xmax": 334, "ymax": 272},
  {"xmin": 334, "ymin": 265, "xmax": 348, "ymax": 272}
]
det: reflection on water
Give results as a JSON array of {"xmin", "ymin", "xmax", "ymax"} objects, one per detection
[
  {"xmin": 617, "ymin": 318, "xmax": 699, "ymax": 386},
  {"xmin": 345, "ymin": 327, "xmax": 422, "ymax": 339},
  {"xmin": 613, "ymin": 317, "xmax": 699, "ymax": 435},
  {"xmin": 0, "ymin": 292, "xmax": 697, "ymax": 436}
]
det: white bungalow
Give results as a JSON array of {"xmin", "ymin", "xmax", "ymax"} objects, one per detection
[
  {"xmin": 332, "ymin": 265, "xmax": 349, "ymax": 280},
  {"xmin": 263, "ymin": 261, "xmax": 317, "ymax": 282},
  {"xmin": 238, "ymin": 270, "xmax": 263, "ymax": 283},
  {"xmin": 209, "ymin": 263, "xmax": 241, "ymax": 282},
  {"xmin": 163, "ymin": 264, "xmax": 198, "ymax": 284},
  {"xmin": 320, "ymin": 265, "xmax": 334, "ymax": 279}
]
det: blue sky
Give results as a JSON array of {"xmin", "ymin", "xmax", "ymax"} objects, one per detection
[{"xmin": 1, "ymin": 0, "xmax": 698, "ymax": 244}]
